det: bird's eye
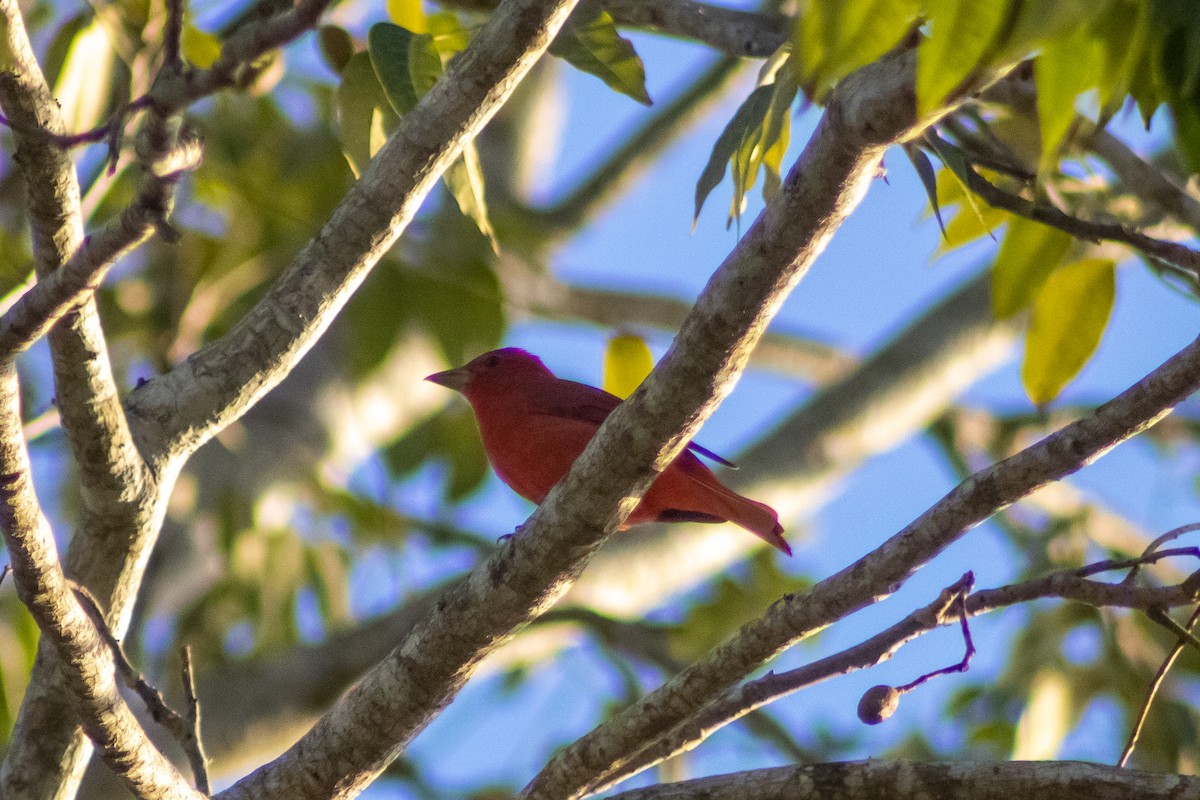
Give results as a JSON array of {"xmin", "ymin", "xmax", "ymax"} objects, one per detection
[{"xmin": 485, "ymin": 355, "xmax": 500, "ymax": 368}]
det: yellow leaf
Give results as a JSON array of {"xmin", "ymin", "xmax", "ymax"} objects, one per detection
[
  {"xmin": 1021, "ymin": 258, "xmax": 1115, "ymax": 406},
  {"xmin": 937, "ymin": 204, "xmax": 1008, "ymax": 254},
  {"xmin": 603, "ymin": 334, "xmax": 653, "ymax": 399},
  {"xmin": 55, "ymin": 21, "xmax": 115, "ymax": 132},
  {"xmin": 182, "ymin": 23, "xmax": 221, "ymax": 69},
  {"xmin": 991, "ymin": 217, "xmax": 1073, "ymax": 319},
  {"xmin": 1012, "ymin": 669, "xmax": 1072, "ymax": 759},
  {"xmin": 917, "ymin": 0, "xmax": 1013, "ymax": 117},
  {"xmin": 387, "ymin": 0, "xmax": 427, "ymax": 33}
]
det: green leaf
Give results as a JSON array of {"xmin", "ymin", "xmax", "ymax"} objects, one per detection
[
  {"xmin": 1021, "ymin": 258, "xmax": 1115, "ymax": 406},
  {"xmin": 427, "ymin": 11, "xmax": 470, "ymax": 56},
  {"xmin": 1035, "ymin": 27, "xmax": 1105, "ymax": 174},
  {"xmin": 904, "ymin": 143, "xmax": 945, "ymax": 236},
  {"xmin": 992, "ymin": 217, "xmax": 1073, "ymax": 318},
  {"xmin": 693, "ymin": 84, "xmax": 774, "ymax": 226},
  {"xmin": 443, "ymin": 143, "xmax": 499, "ymax": 254},
  {"xmin": 368, "ymin": 22, "xmax": 441, "ymax": 116},
  {"xmin": 794, "ymin": 0, "xmax": 920, "ymax": 101},
  {"xmin": 336, "ymin": 51, "xmax": 399, "ymax": 177},
  {"xmin": 318, "ymin": 25, "xmax": 355, "ymax": 75},
  {"xmin": 550, "ymin": 2, "xmax": 651, "ymax": 106},
  {"xmin": 387, "ymin": 0, "xmax": 427, "ymax": 32},
  {"xmin": 917, "ymin": 0, "xmax": 1014, "ymax": 117},
  {"xmin": 995, "ymin": 0, "xmax": 1100, "ymax": 63},
  {"xmin": 1092, "ymin": 0, "xmax": 1150, "ymax": 119}
]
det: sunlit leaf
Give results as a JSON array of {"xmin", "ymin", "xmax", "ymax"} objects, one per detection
[
  {"xmin": 54, "ymin": 20, "xmax": 115, "ymax": 132},
  {"xmin": 182, "ymin": 23, "xmax": 221, "ymax": 69},
  {"xmin": 387, "ymin": 0, "xmax": 427, "ymax": 32},
  {"xmin": 694, "ymin": 85, "xmax": 773, "ymax": 226},
  {"xmin": 917, "ymin": 0, "xmax": 1013, "ymax": 118},
  {"xmin": 602, "ymin": 333, "xmax": 653, "ymax": 398},
  {"xmin": 1035, "ymin": 28, "xmax": 1105, "ymax": 174},
  {"xmin": 427, "ymin": 12, "xmax": 471, "ymax": 56},
  {"xmin": 1021, "ymin": 258, "xmax": 1115, "ymax": 406},
  {"xmin": 1011, "ymin": 669, "xmax": 1072, "ymax": 759},
  {"xmin": 794, "ymin": 0, "xmax": 920, "ymax": 101},
  {"xmin": 991, "ymin": 217, "xmax": 1073, "ymax": 319},
  {"xmin": 550, "ymin": 2, "xmax": 651, "ymax": 106},
  {"xmin": 443, "ymin": 143, "xmax": 499, "ymax": 254}
]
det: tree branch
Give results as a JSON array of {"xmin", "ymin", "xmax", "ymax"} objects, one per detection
[
  {"xmin": 603, "ymin": 761, "xmax": 1200, "ymax": 800},
  {"xmin": 523, "ymin": 320, "xmax": 1200, "ymax": 798},
  {"xmin": 0, "ymin": 363, "xmax": 203, "ymax": 799},
  {"xmin": 0, "ymin": 0, "xmax": 170, "ymax": 792},
  {"xmin": 213, "ymin": 38, "xmax": 923, "ymax": 800},
  {"xmin": 594, "ymin": 559, "xmax": 1200, "ymax": 791}
]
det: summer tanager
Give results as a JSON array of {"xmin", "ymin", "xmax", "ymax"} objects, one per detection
[{"xmin": 426, "ymin": 348, "xmax": 791, "ymax": 555}]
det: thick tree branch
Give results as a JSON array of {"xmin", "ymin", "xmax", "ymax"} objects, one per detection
[
  {"xmin": 524, "ymin": 323, "xmax": 1200, "ymax": 798},
  {"xmin": 604, "ymin": 761, "xmax": 1200, "ymax": 800},
  {"xmin": 0, "ymin": 0, "xmax": 168, "ymax": 793},
  {"xmin": 126, "ymin": 0, "xmax": 581, "ymax": 465},
  {"xmin": 566, "ymin": 269, "xmax": 1015, "ymax": 615},
  {"xmin": 214, "ymin": 40, "xmax": 923, "ymax": 800},
  {"xmin": 0, "ymin": 363, "xmax": 202, "ymax": 800},
  {"xmin": 451, "ymin": 0, "xmax": 790, "ymax": 58}
]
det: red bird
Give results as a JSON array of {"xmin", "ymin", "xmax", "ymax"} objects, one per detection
[{"xmin": 426, "ymin": 348, "xmax": 790, "ymax": 555}]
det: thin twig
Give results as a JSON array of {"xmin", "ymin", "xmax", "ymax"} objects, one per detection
[
  {"xmin": 162, "ymin": 0, "xmax": 185, "ymax": 69},
  {"xmin": 0, "ymin": 563, "xmax": 9, "ymax": 586},
  {"xmin": 932, "ymin": 133, "xmax": 1200, "ymax": 278},
  {"xmin": 180, "ymin": 646, "xmax": 211, "ymax": 793},
  {"xmin": 1120, "ymin": 603, "xmax": 1200, "ymax": 768},
  {"xmin": 68, "ymin": 582, "xmax": 189, "ymax": 733},
  {"xmin": 895, "ymin": 578, "xmax": 976, "ymax": 693}
]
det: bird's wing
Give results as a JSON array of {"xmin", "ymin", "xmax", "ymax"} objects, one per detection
[{"xmin": 535, "ymin": 379, "xmax": 736, "ymax": 468}]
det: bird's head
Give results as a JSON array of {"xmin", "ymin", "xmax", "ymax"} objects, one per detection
[{"xmin": 426, "ymin": 348, "xmax": 555, "ymax": 399}]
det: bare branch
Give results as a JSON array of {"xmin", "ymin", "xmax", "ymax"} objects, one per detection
[
  {"xmin": 0, "ymin": 121, "xmax": 203, "ymax": 359},
  {"xmin": 585, "ymin": 558, "xmax": 1200, "ymax": 792},
  {"xmin": 0, "ymin": 0, "xmax": 164, "ymax": 791},
  {"xmin": 603, "ymin": 761, "xmax": 1200, "ymax": 800},
  {"xmin": 180, "ymin": 647, "xmax": 211, "ymax": 794},
  {"xmin": 0, "ymin": 364, "xmax": 203, "ymax": 799}
]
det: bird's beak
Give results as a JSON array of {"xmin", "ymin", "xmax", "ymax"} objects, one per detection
[{"xmin": 425, "ymin": 367, "xmax": 469, "ymax": 392}]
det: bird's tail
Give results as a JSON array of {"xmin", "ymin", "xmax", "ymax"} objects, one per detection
[{"xmin": 721, "ymin": 492, "xmax": 791, "ymax": 556}]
